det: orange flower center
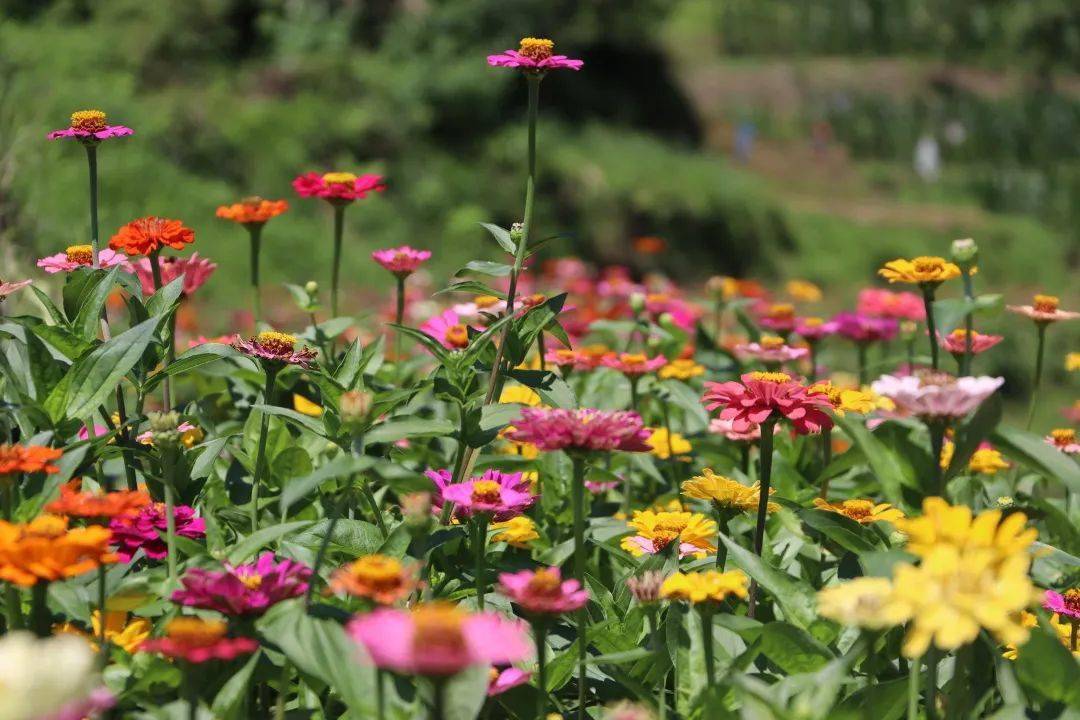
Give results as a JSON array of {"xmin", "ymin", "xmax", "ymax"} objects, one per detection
[
  {"xmin": 526, "ymin": 568, "xmax": 563, "ymax": 596},
  {"xmin": 237, "ymin": 573, "xmax": 263, "ymax": 590},
  {"xmin": 621, "ymin": 353, "xmax": 648, "ymax": 366},
  {"xmin": 913, "ymin": 256, "xmax": 946, "ymax": 275},
  {"xmin": 166, "ymin": 617, "xmax": 227, "ymax": 647},
  {"xmin": 768, "ymin": 304, "xmax": 795, "ymax": 320},
  {"xmin": 759, "ymin": 336, "xmax": 785, "ymax": 350},
  {"xmin": 65, "ymin": 245, "xmax": 93, "ymax": 265},
  {"xmin": 412, "ymin": 604, "xmax": 467, "ymax": 654},
  {"xmin": 322, "ymin": 172, "xmax": 357, "ymax": 186},
  {"xmin": 803, "ymin": 317, "xmax": 822, "ymax": 327},
  {"xmin": 1051, "ymin": 428, "xmax": 1076, "ymax": 446},
  {"xmin": 518, "ymin": 37, "xmax": 554, "ymax": 61},
  {"xmin": 1034, "ymin": 294, "xmax": 1060, "ymax": 313},
  {"xmin": 470, "ymin": 480, "xmax": 502, "ymax": 504},
  {"xmin": 838, "ymin": 500, "xmax": 874, "ymax": 520},
  {"xmin": 256, "ymin": 331, "xmax": 296, "ymax": 354},
  {"xmin": 475, "ymin": 295, "xmax": 501, "ymax": 309},
  {"xmin": 70, "ymin": 110, "xmax": 107, "ymax": 133},
  {"xmin": 348, "ymin": 556, "xmax": 404, "ymax": 589},
  {"xmin": 949, "ymin": 328, "xmax": 972, "ymax": 339},
  {"xmin": 445, "ymin": 324, "xmax": 469, "ymax": 348},
  {"xmin": 749, "ymin": 371, "xmax": 791, "ymax": 383},
  {"xmin": 1063, "ymin": 589, "xmax": 1080, "ymax": 614}
]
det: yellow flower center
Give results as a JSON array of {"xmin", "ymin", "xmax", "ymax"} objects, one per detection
[
  {"xmin": 1063, "ymin": 589, "xmax": 1080, "ymax": 614},
  {"xmin": 803, "ymin": 317, "xmax": 823, "ymax": 327},
  {"xmin": 759, "ymin": 335, "xmax": 785, "ymax": 350},
  {"xmin": 238, "ymin": 573, "xmax": 263, "ymax": 590},
  {"xmin": 1051, "ymin": 428, "xmax": 1076, "ymax": 445},
  {"xmin": 621, "ymin": 353, "xmax": 648, "ymax": 365},
  {"xmin": 241, "ymin": 196, "xmax": 266, "ymax": 207},
  {"xmin": 470, "ymin": 480, "xmax": 502, "ymax": 504},
  {"xmin": 839, "ymin": 500, "xmax": 874, "ymax": 520},
  {"xmin": 518, "ymin": 37, "xmax": 554, "ymax": 61},
  {"xmin": 65, "ymin": 245, "xmax": 93, "ymax": 265},
  {"xmin": 412, "ymin": 603, "xmax": 466, "ymax": 654},
  {"xmin": 768, "ymin": 303, "xmax": 795, "ymax": 320},
  {"xmin": 1034, "ymin": 294, "xmax": 1060, "ymax": 313},
  {"xmin": 445, "ymin": 324, "xmax": 469, "ymax": 348},
  {"xmin": 322, "ymin": 172, "xmax": 357, "ymax": 186},
  {"xmin": 350, "ymin": 555, "xmax": 404, "ymax": 587},
  {"xmin": 913, "ymin": 256, "xmax": 946, "ymax": 275},
  {"xmin": 256, "ymin": 331, "xmax": 297, "ymax": 354},
  {"xmin": 475, "ymin": 295, "xmax": 501, "ymax": 309},
  {"xmin": 749, "ymin": 371, "xmax": 791, "ymax": 383},
  {"xmin": 948, "ymin": 328, "xmax": 972, "ymax": 339},
  {"xmin": 166, "ymin": 617, "xmax": 227, "ymax": 646},
  {"xmin": 527, "ymin": 568, "xmax": 563, "ymax": 595},
  {"xmin": 70, "ymin": 110, "xmax": 107, "ymax": 133}
]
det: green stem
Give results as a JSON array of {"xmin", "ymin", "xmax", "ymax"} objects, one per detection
[
  {"xmin": 85, "ymin": 144, "xmax": 100, "ymax": 268},
  {"xmin": 921, "ymin": 287, "xmax": 939, "ymax": 371},
  {"xmin": 376, "ymin": 668, "xmax": 386, "ymax": 720},
  {"xmin": 808, "ymin": 342, "xmax": 818, "ymax": 382},
  {"xmin": 647, "ymin": 609, "xmax": 667, "ymax": 720},
  {"xmin": 394, "ymin": 275, "xmax": 406, "ymax": 364},
  {"xmin": 431, "ymin": 679, "xmax": 447, "ymax": 720},
  {"xmin": 114, "ymin": 387, "xmax": 139, "ymax": 492},
  {"xmin": 570, "ymin": 454, "xmax": 588, "ymax": 720},
  {"xmin": 925, "ymin": 648, "xmax": 939, "ymax": 720},
  {"xmin": 928, "ymin": 421, "xmax": 946, "ymax": 496},
  {"xmin": 360, "ymin": 476, "xmax": 387, "ymax": 538},
  {"xmin": 748, "ymin": 418, "xmax": 777, "ymax": 618},
  {"xmin": 30, "ymin": 582, "xmax": 50, "ymax": 637},
  {"xmin": 907, "ymin": 655, "xmax": 920, "ymax": 720},
  {"xmin": 1025, "ymin": 323, "xmax": 1047, "ymax": 430},
  {"xmin": 250, "ymin": 368, "xmax": 277, "ymax": 533},
  {"xmin": 148, "ymin": 250, "xmax": 173, "ymax": 411},
  {"xmin": 820, "ymin": 427, "xmax": 833, "ymax": 498},
  {"xmin": 961, "ymin": 270, "xmax": 975, "ymax": 375},
  {"xmin": 1, "ymin": 481, "xmax": 21, "ymax": 631},
  {"xmin": 331, "ymin": 205, "xmax": 345, "ymax": 319},
  {"xmin": 700, "ymin": 608, "xmax": 716, "ymax": 687},
  {"xmin": 856, "ymin": 342, "xmax": 868, "ymax": 386},
  {"xmin": 305, "ymin": 490, "xmax": 347, "ymax": 609},
  {"xmin": 714, "ymin": 512, "xmax": 729, "ymax": 570},
  {"xmin": 97, "ymin": 565, "xmax": 108, "ymax": 660},
  {"xmin": 275, "ymin": 661, "xmax": 289, "ymax": 720},
  {"xmin": 534, "ymin": 622, "xmax": 548, "ymax": 720},
  {"xmin": 163, "ymin": 478, "xmax": 178, "ymax": 586},
  {"xmin": 473, "ymin": 516, "xmax": 489, "ymax": 610},
  {"xmin": 249, "ymin": 225, "xmax": 263, "ymax": 324}
]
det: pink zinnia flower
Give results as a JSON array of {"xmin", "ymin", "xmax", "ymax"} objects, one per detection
[
  {"xmin": 545, "ymin": 348, "xmax": 595, "ymax": 371},
  {"xmin": 46, "ymin": 687, "xmax": 115, "ymax": 720},
  {"xmin": 419, "ymin": 310, "xmax": 471, "ymax": 350},
  {"xmin": 488, "ymin": 37, "xmax": 583, "ymax": 72},
  {"xmin": 187, "ymin": 334, "xmax": 239, "ymax": 349},
  {"xmin": 1045, "ymin": 429, "xmax": 1080, "ymax": 455},
  {"xmin": 498, "ymin": 567, "xmax": 589, "ymax": 615},
  {"xmin": 1007, "ymin": 294, "xmax": 1080, "ymax": 324},
  {"xmin": 644, "ymin": 293, "xmax": 699, "ymax": 330},
  {"xmin": 77, "ymin": 424, "xmax": 110, "ymax": 441},
  {"xmin": 141, "ymin": 617, "xmax": 257, "ymax": 664},
  {"xmin": 757, "ymin": 303, "xmax": 798, "ymax": 333},
  {"xmin": 292, "ymin": 171, "xmax": 386, "ymax": 204},
  {"xmin": 601, "ymin": 352, "xmax": 667, "ymax": 377},
  {"xmin": 870, "ymin": 372, "xmax": 1003, "ymax": 420},
  {"xmin": 48, "ymin": 110, "xmax": 133, "ymax": 142},
  {"xmin": 371, "ymin": 246, "xmax": 432, "ymax": 278},
  {"xmin": 109, "ymin": 503, "xmax": 206, "ymax": 562},
  {"xmin": 129, "ymin": 253, "xmax": 217, "ymax": 296},
  {"xmin": 937, "ymin": 329, "xmax": 1003, "ymax": 355},
  {"xmin": 452, "ymin": 296, "xmax": 507, "ymax": 323},
  {"xmin": 507, "ymin": 408, "xmax": 653, "ymax": 453},
  {"xmin": 857, "ymin": 288, "xmax": 925, "ymax": 321},
  {"xmin": 702, "ymin": 371, "xmax": 834, "ymax": 435},
  {"xmin": 171, "ymin": 553, "xmax": 311, "ymax": 616},
  {"xmin": 794, "ymin": 317, "xmax": 839, "ymax": 343},
  {"xmin": 0, "ymin": 279, "xmax": 32, "ymax": 300},
  {"xmin": 734, "ymin": 336, "xmax": 809, "ymax": 365},
  {"xmin": 1043, "ymin": 588, "xmax": 1080, "ymax": 620},
  {"xmin": 488, "ymin": 667, "xmax": 532, "ymax": 697},
  {"xmin": 347, "ymin": 604, "xmax": 531, "ymax": 677},
  {"xmin": 832, "ymin": 311, "xmax": 899, "ymax": 344},
  {"xmin": 232, "ymin": 331, "xmax": 318, "ymax": 368},
  {"xmin": 586, "ymin": 478, "xmax": 621, "ymax": 493},
  {"xmin": 439, "ymin": 469, "xmax": 535, "ymax": 521},
  {"xmin": 708, "ymin": 417, "xmax": 772, "ymax": 442},
  {"xmin": 36, "ymin": 245, "xmax": 127, "ymax": 274}
]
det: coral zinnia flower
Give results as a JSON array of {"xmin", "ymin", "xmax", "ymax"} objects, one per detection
[
  {"xmin": 1046, "ymin": 428, "xmax": 1080, "ymax": 454},
  {"xmin": 659, "ymin": 359, "xmax": 705, "ymax": 380},
  {"xmin": 292, "ymin": 171, "xmax": 386, "ymax": 204},
  {"xmin": 172, "ymin": 553, "xmax": 311, "ymax": 616},
  {"xmin": 831, "ymin": 311, "xmax": 899, "ymax": 343},
  {"xmin": 141, "ymin": 617, "xmax": 258, "ymax": 663},
  {"xmin": 487, "ymin": 37, "xmax": 583, "ymax": 72},
  {"xmin": 682, "ymin": 469, "xmax": 778, "ymax": 514},
  {"xmin": 0, "ymin": 515, "xmax": 117, "ymax": 586},
  {"xmin": 36, "ymin": 245, "xmax": 128, "ymax": 273},
  {"xmin": 937, "ymin": 328, "xmax": 1003, "ymax": 356},
  {"xmin": 109, "ymin": 217, "xmax": 194, "ymax": 257},
  {"xmin": 347, "ymin": 603, "xmax": 531, "ymax": 677},
  {"xmin": 645, "ymin": 427, "xmax": 691, "ymax": 460},
  {"xmin": 1006, "ymin": 294, "xmax": 1080, "ymax": 324},
  {"xmin": 702, "ymin": 372, "xmax": 834, "ymax": 435},
  {"xmin": 1043, "ymin": 588, "xmax": 1080, "ymax": 620},
  {"xmin": 660, "ymin": 570, "xmax": 749, "ymax": 604},
  {"xmin": 507, "ymin": 408, "xmax": 652, "ymax": 453},
  {"xmin": 0, "ymin": 279, "xmax": 32, "ymax": 301},
  {"xmin": 0, "ymin": 444, "xmax": 62, "ymax": 477},
  {"xmin": 734, "ymin": 336, "xmax": 808, "ymax": 364},
  {"xmin": 420, "ymin": 310, "xmax": 472, "ymax": 350},
  {"xmin": 856, "ymin": 288, "xmax": 926, "ymax": 321},
  {"xmin": 371, "ymin": 246, "xmax": 432, "ymax": 278},
  {"xmin": 896, "ymin": 497, "xmax": 1036, "ymax": 562},
  {"xmin": 620, "ymin": 509, "xmax": 717, "ymax": 558},
  {"xmin": 46, "ymin": 481, "xmax": 150, "ymax": 520},
  {"xmin": 871, "ymin": 372, "xmax": 1003, "ymax": 420},
  {"xmin": 233, "ymin": 331, "xmax": 318, "ymax": 368},
  {"xmin": 215, "ymin": 197, "xmax": 288, "ymax": 226},
  {"xmin": 878, "ymin": 256, "xmax": 961, "ymax": 287},
  {"xmin": 490, "ymin": 516, "xmax": 539, "ymax": 547},
  {"xmin": 109, "ymin": 503, "xmax": 205, "ymax": 562},
  {"xmin": 331, "ymin": 554, "xmax": 418, "ymax": 604},
  {"xmin": 545, "ymin": 348, "xmax": 594, "ymax": 371},
  {"xmin": 600, "ymin": 352, "xmax": 667, "ymax": 376},
  {"xmin": 708, "ymin": 417, "xmax": 767, "ymax": 442},
  {"xmin": 48, "ymin": 109, "xmax": 133, "ymax": 142},
  {"xmin": 812, "ymin": 498, "xmax": 904, "ymax": 524},
  {"xmin": 498, "ymin": 567, "xmax": 589, "ymax": 615},
  {"xmin": 439, "ymin": 470, "xmax": 535, "ymax": 521},
  {"xmin": 128, "ymin": 253, "xmax": 216, "ymax": 296}
]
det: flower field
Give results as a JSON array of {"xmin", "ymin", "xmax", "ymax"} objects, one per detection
[{"xmin": 2, "ymin": 36, "xmax": 1080, "ymax": 720}]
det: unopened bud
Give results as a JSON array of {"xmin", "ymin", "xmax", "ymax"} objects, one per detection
[
  {"xmin": 304, "ymin": 280, "xmax": 319, "ymax": 295},
  {"xmin": 996, "ymin": 495, "xmax": 1014, "ymax": 509},
  {"xmin": 950, "ymin": 238, "xmax": 978, "ymax": 264},
  {"xmin": 509, "ymin": 223, "xmax": 524, "ymax": 243},
  {"xmin": 704, "ymin": 275, "xmax": 730, "ymax": 299},
  {"xmin": 339, "ymin": 390, "xmax": 372, "ymax": 423},
  {"xmin": 657, "ymin": 312, "xmax": 675, "ymax": 329},
  {"xmin": 626, "ymin": 570, "xmax": 666, "ymax": 605},
  {"xmin": 899, "ymin": 320, "xmax": 917, "ymax": 340},
  {"xmin": 401, "ymin": 492, "xmax": 433, "ymax": 532},
  {"xmin": 628, "ymin": 292, "xmax": 646, "ymax": 313},
  {"xmin": 147, "ymin": 411, "xmax": 181, "ymax": 449}
]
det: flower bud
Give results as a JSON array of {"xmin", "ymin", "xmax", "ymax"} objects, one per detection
[
  {"xmin": 147, "ymin": 411, "xmax": 181, "ymax": 450},
  {"xmin": 950, "ymin": 237, "xmax": 978, "ymax": 264},
  {"xmin": 304, "ymin": 280, "xmax": 319, "ymax": 295},
  {"xmin": 339, "ymin": 390, "xmax": 372, "ymax": 423},
  {"xmin": 605, "ymin": 700, "xmax": 655, "ymax": 720},
  {"xmin": 899, "ymin": 320, "xmax": 917, "ymax": 340},
  {"xmin": 995, "ymin": 496, "xmax": 1014, "ymax": 509},
  {"xmin": 626, "ymin": 570, "xmax": 666, "ymax": 605},
  {"xmin": 401, "ymin": 492, "xmax": 433, "ymax": 534},
  {"xmin": 628, "ymin": 292, "xmax": 646, "ymax": 313},
  {"xmin": 509, "ymin": 223, "xmax": 524, "ymax": 243},
  {"xmin": 657, "ymin": 312, "xmax": 675, "ymax": 329}
]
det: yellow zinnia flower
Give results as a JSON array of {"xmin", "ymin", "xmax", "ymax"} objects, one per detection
[
  {"xmin": 1003, "ymin": 611, "xmax": 1080, "ymax": 660},
  {"xmin": 682, "ymin": 468, "xmax": 778, "ymax": 514},
  {"xmin": 785, "ymin": 279, "xmax": 822, "ymax": 303},
  {"xmin": 292, "ymin": 394, "xmax": 323, "ymax": 417},
  {"xmin": 808, "ymin": 382, "xmax": 878, "ymax": 416},
  {"xmin": 499, "ymin": 384, "xmax": 542, "ymax": 407},
  {"xmin": 620, "ymin": 509, "xmax": 716, "ymax": 558},
  {"xmin": 646, "ymin": 428, "xmax": 692, "ymax": 460},
  {"xmin": 896, "ymin": 497, "xmax": 1037, "ymax": 561},
  {"xmin": 812, "ymin": 498, "xmax": 905, "ymax": 524},
  {"xmin": 658, "ymin": 359, "xmax": 705, "ymax": 381},
  {"xmin": 490, "ymin": 516, "xmax": 539, "ymax": 548},
  {"xmin": 939, "ymin": 438, "xmax": 955, "ymax": 469},
  {"xmin": 817, "ymin": 577, "xmax": 907, "ymax": 630},
  {"xmin": 1066, "ymin": 352, "xmax": 1080, "ymax": 372},
  {"xmin": 660, "ymin": 570, "xmax": 749, "ymax": 604},
  {"xmin": 968, "ymin": 445, "xmax": 1009, "ymax": 475},
  {"xmin": 878, "ymin": 256, "xmax": 962, "ymax": 286},
  {"xmin": 56, "ymin": 611, "xmax": 151, "ymax": 654}
]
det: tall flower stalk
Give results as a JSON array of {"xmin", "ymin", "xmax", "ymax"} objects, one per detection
[{"xmin": 1006, "ymin": 294, "xmax": 1079, "ymax": 429}]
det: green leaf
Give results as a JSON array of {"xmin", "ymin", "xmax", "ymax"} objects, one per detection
[
  {"xmin": 436, "ymin": 280, "xmax": 507, "ymax": 300},
  {"xmin": 479, "ymin": 222, "xmax": 517, "ymax": 255},
  {"xmin": 226, "ymin": 521, "xmax": 313, "ymax": 564},
  {"xmin": 992, "ymin": 426, "xmax": 1080, "ymax": 493},
  {"xmin": 210, "ymin": 650, "xmax": 260, "ymax": 720},
  {"xmin": 72, "ymin": 265, "xmax": 122, "ymax": 340},
  {"xmin": 758, "ymin": 622, "xmax": 834, "ymax": 673},
  {"xmin": 367, "ymin": 417, "xmax": 454, "ymax": 444},
  {"xmin": 33, "ymin": 324, "xmax": 91, "ymax": 361},
  {"xmin": 45, "ymin": 316, "xmax": 161, "ymax": 422},
  {"xmin": 455, "ymin": 260, "xmax": 513, "ymax": 277},
  {"xmin": 835, "ymin": 416, "xmax": 906, "ymax": 507},
  {"xmin": 945, "ymin": 393, "xmax": 1002, "ymax": 480},
  {"xmin": 719, "ymin": 533, "xmax": 817, "ymax": 629},
  {"xmin": 250, "ymin": 404, "xmax": 325, "ymax": 436},
  {"xmin": 388, "ymin": 323, "xmax": 451, "ymax": 362},
  {"xmin": 832, "ymin": 676, "xmax": 908, "ymax": 720},
  {"xmin": 1014, "ymin": 614, "xmax": 1080, "ymax": 704},
  {"xmin": 442, "ymin": 664, "xmax": 489, "ymax": 720},
  {"xmin": 798, "ymin": 508, "xmax": 879, "ymax": 554},
  {"xmin": 144, "ymin": 344, "xmax": 246, "ymax": 392},
  {"xmin": 280, "ymin": 455, "xmax": 375, "ymax": 515},
  {"xmin": 933, "ymin": 294, "xmax": 1003, "ymax": 335},
  {"xmin": 29, "ymin": 285, "xmax": 67, "ymax": 326}
]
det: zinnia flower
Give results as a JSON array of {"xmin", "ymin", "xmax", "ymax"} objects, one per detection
[
  {"xmin": 0, "ymin": 632, "xmax": 114, "ymax": 720},
  {"xmin": 371, "ymin": 246, "xmax": 432, "ymax": 278},
  {"xmin": 136, "ymin": 421, "xmax": 203, "ymax": 448},
  {"xmin": 109, "ymin": 216, "xmax": 194, "ymax": 257},
  {"xmin": 37, "ymin": 245, "xmax": 128, "ymax": 273},
  {"xmin": 490, "ymin": 516, "xmax": 539, "ymax": 547},
  {"xmin": 659, "ymin": 570, "xmax": 749, "ymax": 605},
  {"xmin": 545, "ymin": 348, "xmax": 595, "ymax": 371},
  {"xmin": 1006, "ymin": 294, "xmax": 1080, "ymax": 324},
  {"xmin": 794, "ymin": 316, "xmax": 839, "ymax": 343},
  {"xmin": 812, "ymin": 498, "xmax": 904, "ymax": 524},
  {"xmin": 498, "ymin": 567, "xmax": 589, "ymax": 615},
  {"xmin": 488, "ymin": 666, "xmax": 532, "ymax": 697},
  {"xmin": 816, "ymin": 577, "xmax": 906, "ymax": 630},
  {"xmin": 807, "ymin": 381, "xmax": 878, "ymax": 416},
  {"xmin": 1046, "ymin": 428, "xmax": 1080, "ymax": 454},
  {"xmin": 831, "ymin": 311, "xmax": 899, "ymax": 344},
  {"xmin": 856, "ymin": 288, "xmax": 926, "ymax": 320},
  {"xmin": 233, "ymin": 331, "xmax": 318, "ymax": 368},
  {"xmin": 420, "ymin": 310, "xmax": 472, "ymax": 350},
  {"xmin": 734, "ymin": 336, "xmax": 808, "ymax": 365},
  {"xmin": 109, "ymin": 502, "xmax": 205, "ymax": 562},
  {"xmin": 786, "ymin": 279, "xmax": 822, "ymax": 303},
  {"xmin": 896, "ymin": 497, "xmax": 1037, "ymax": 561},
  {"xmin": 347, "ymin": 603, "xmax": 531, "ymax": 677},
  {"xmin": 0, "ymin": 444, "xmax": 62, "ymax": 478},
  {"xmin": 626, "ymin": 571, "xmax": 667, "ymax": 604},
  {"xmin": 878, "ymin": 256, "xmax": 961, "ymax": 287},
  {"xmin": 215, "ymin": 197, "xmax": 288, "ymax": 226},
  {"xmin": 682, "ymin": 469, "xmax": 778, "ymax": 514},
  {"xmin": 967, "ymin": 443, "xmax": 1010, "ymax": 474},
  {"xmin": 439, "ymin": 469, "xmax": 535, "ymax": 521},
  {"xmin": 757, "ymin": 303, "xmax": 798, "ymax": 333},
  {"xmin": 48, "ymin": 109, "xmax": 133, "ymax": 142},
  {"xmin": 658, "ymin": 359, "xmax": 705, "ymax": 380},
  {"xmin": 600, "ymin": 352, "xmax": 667, "ymax": 377},
  {"xmin": 56, "ymin": 610, "xmax": 151, "ymax": 655},
  {"xmin": 499, "ymin": 384, "xmax": 542, "ymax": 407},
  {"xmin": 646, "ymin": 427, "xmax": 691, "ymax": 460},
  {"xmin": 702, "ymin": 371, "xmax": 834, "ymax": 435},
  {"xmin": 292, "ymin": 171, "xmax": 386, "ymax": 204},
  {"xmin": 938, "ymin": 328, "xmax": 1003, "ymax": 356},
  {"xmin": 141, "ymin": 617, "xmax": 258, "ymax": 663},
  {"xmin": 46, "ymin": 481, "xmax": 150, "ymax": 520},
  {"xmin": 620, "ymin": 509, "xmax": 717, "ymax": 558},
  {"xmin": 487, "ymin": 37, "xmax": 583, "ymax": 72},
  {"xmin": 172, "ymin": 553, "xmax": 311, "ymax": 616},
  {"xmin": 0, "ymin": 515, "xmax": 116, "ymax": 586},
  {"xmin": 0, "ymin": 279, "xmax": 32, "ymax": 301},
  {"xmin": 128, "ymin": 253, "xmax": 216, "ymax": 296},
  {"xmin": 331, "ymin": 554, "xmax": 418, "ymax": 604},
  {"xmin": 707, "ymin": 417, "xmax": 765, "ymax": 442},
  {"xmin": 1043, "ymin": 588, "xmax": 1080, "ymax": 620},
  {"xmin": 871, "ymin": 372, "xmax": 1003, "ymax": 420},
  {"xmin": 507, "ymin": 407, "xmax": 652, "ymax": 453}
]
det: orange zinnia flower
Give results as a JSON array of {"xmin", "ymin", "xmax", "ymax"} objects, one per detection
[
  {"xmin": 109, "ymin": 216, "xmax": 195, "ymax": 257},
  {"xmin": 46, "ymin": 480, "xmax": 150, "ymax": 521},
  {"xmin": 215, "ymin": 197, "xmax": 289, "ymax": 226},
  {"xmin": 0, "ymin": 444, "xmax": 62, "ymax": 477},
  {"xmin": 330, "ymin": 555, "xmax": 417, "ymax": 604},
  {"xmin": 0, "ymin": 515, "xmax": 117, "ymax": 586}
]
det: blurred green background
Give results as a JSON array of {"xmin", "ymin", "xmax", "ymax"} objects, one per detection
[{"xmin": 1, "ymin": 0, "xmax": 1077, "ymax": 420}]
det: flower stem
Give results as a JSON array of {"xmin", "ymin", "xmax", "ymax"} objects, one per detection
[
  {"xmin": 97, "ymin": 565, "xmax": 108, "ymax": 660},
  {"xmin": 856, "ymin": 342, "xmax": 868, "ymax": 386},
  {"xmin": 960, "ymin": 270, "xmax": 975, "ymax": 375},
  {"xmin": 331, "ymin": 205, "xmax": 345, "ymax": 319},
  {"xmin": 250, "ymin": 367, "xmax": 277, "ymax": 533},
  {"xmin": 249, "ymin": 225, "xmax": 263, "ymax": 325},
  {"xmin": 700, "ymin": 608, "xmax": 716, "ymax": 687},
  {"xmin": 714, "ymin": 513, "xmax": 729, "ymax": 570},
  {"xmin": 928, "ymin": 420, "xmax": 946, "ymax": 496},
  {"xmin": 376, "ymin": 668, "xmax": 386, "ymax": 720},
  {"xmin": 276, "ymin": 662, "xmax": 290, "ymax": 720},
  {"xmin": 808, "ymin": 343, "xmax": 818, "ymax": 382},
  {"xmin": 534, "ymin": 621, "xmax": 548, "ymax": 720},
  {"xmin": 85, "ymin": 144, "xmax": 100, "ymax": 268},
  {"xmin": 1025, "ymin": 323, "xmax": 1047, "ymax": 430},
  {"xmin": 925, "ymin": 648, "xmax": 939, "ymax": 720},
  {"xmin": 921, "ymin": 287, "xmax": 939, "ymax": 371},
  {"xmin": 907, "ymin": 655, "xmax": 920, "ymax": 720},
  {"xmin": 394, "ymin": 275, "xmax": 406, "ymax": 364},
  {"xmin": 305, "ymin": 489, "xmax": 348, "ymax": 610},
  {"xmin": 570, "ymin": 453, "xmax": 588, "ymax": 719},
  {"xmin": 819, "ymin": 427, "xmax": 833, "ymax": 498},
  {"xmin": 148, "ymin": 250, "xmax": 174, "ymax": 411},
  {"xmin": 163, "ymin": 477, "xmax": 179, "ymax": 587},
  {"xmin": 360, "ymin": 476, "xmax": 387, "ymax": 538},
  {"xmin": 473, "ymin": 515, "xmax": 489, "ymax": 610},
  {"xmin": 748, "ymin": 418, "xmax": 777, "ymax": 619},
  {"xmin": 646, "ymin": 609, "xmax": 667, "ymax": 720},
  {"xmin": 431, "ymin": 679, "xmax": 447, "ymax": 720},
  {"xmin": 30, "ymin": 582, "xmax": 50, "ymax": 637}
]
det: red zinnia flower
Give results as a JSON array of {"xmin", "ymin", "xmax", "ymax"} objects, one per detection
[
  {"xmin": 215, "ymin": 197, "xmax": 289, "ymax": 226},
  {"xmin": 109, "ymin": 217, "xmax": 194, "ymax": 257},
  {"xmin": 0, "ymin": 445, "xmax": 62, "ymax": 477}
]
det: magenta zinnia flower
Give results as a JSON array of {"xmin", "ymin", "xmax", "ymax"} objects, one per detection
[
  {"xmin": 109, "ymin": 503, "xmax": 205, "ymax": 562},
  {"xmin": 600, "ymin": 352, "xmax": 667, "ymax": 377},
  {"xmin": 507, "ymin": 408, "xmax": 652, "ymax": 453},
  {"xmin": 232, "ymin": 331, "xmax": 318, "ymax": 368},
  {"xmin": 794, "ymin": 317, "xmax": 839, "ymax": 343},
  {"xmin": 347, "ymin": 604, "xmax": 531, "ymax": 677},
  {"xmin": 419, "ymin": 310, "xmax": 471, "ymax": 350},
  {"xmin": 832, "ymin": 311, "xmax": 899, "ymax": 344},
  {"xmin": 141, "ymin": 617, "xmax": 257, "ymax": 664},
  {"xmin": 488, "ymin": 37, "xmax": 583, "ymax": 72},
  {"xmin": 292, "ymin": 171, "xmax": 386, "ymax": 204},
  {"xmin": 488, "ymin": 667, "xmax": 532, "ymax": 697},
  {"xmin": 37, "ymin": 245, "xmax": 127, "ymax": 274},
  {"xmin": 702, "ymin": 371, "xmax": 834, "ymax": 435},
  {"xmin": 129, "ymin": 253, "xmax": 217, "ymax": 296},
  {"xmin": 48, "ymin": 110, "xmax": 133, "ymax": 142},
  {"xmin": 857, "ymin": 288, "xmax": 925, "ymax": 321},
  {"xmin": 171, "ymin": 553, "xmax": 311, "ymax": 616},
  {"xmin": 498, "ymin": 567, "xmax": 589, "ymax": 615},
  {"xmin": 438, "ymin": 469, "xmax": 535, "ymax": 521},
  {"xmin": 1043, "ymin": 588, "xmax": 1080, "ymax": 620},
  {"xmin": 870, "ymin": 372, "xmax": 1003, "ymax": 420},
  {"xmin": 371, "ymin": 246, "xmax": 432, "ymax": 278}
]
